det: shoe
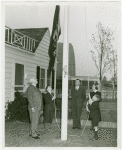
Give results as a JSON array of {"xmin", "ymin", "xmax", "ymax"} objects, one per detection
[
  {"xmin": 29, "ymin": 133, "xmax": 40, "ymax": 136},
  {"xmin": 72, "ymin": 127, "xmax": 76, "ymax": 129},
  {"xmin": 32, "ymin": 136, "xmax": 40, "ymax": 139},
  {"xmin": 37, "ymin": 133, "xmax": 40, "ymax": 136},
  {"xmin": 94, "ymin": 131, "xmax": 98, "ymax": 140}
]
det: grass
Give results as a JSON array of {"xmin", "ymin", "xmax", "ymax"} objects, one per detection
[{"xmin": 5, "ymin": 121, "xmax": 117, "ymax": 147}]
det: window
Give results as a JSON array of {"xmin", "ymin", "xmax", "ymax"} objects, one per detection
[
  {"xmin": 40, "ymin": 69, "xmax": 45, "ymax": 89},
  {"xmin": 82, "ymin": 80, "xmax": 88, "ymax": 86},
  {"xmin": 47, "ymin": 70, "xmax": 51, "ymax": 86},
  {"xmin": 89, "ymin": 81, "xmax": 94, "ymax": 89},
  {"xmin": 14, "ymin": 63, "xmax": 24, "ymax": 92}
]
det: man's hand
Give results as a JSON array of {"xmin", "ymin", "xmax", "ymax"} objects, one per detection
[
  {"xmin": 32, "ymin": 107, "xmax": 35, "ymax": 112},
  {"xmin": 52, "ymin": 96, "xmax": 56, "ymax": 101}
]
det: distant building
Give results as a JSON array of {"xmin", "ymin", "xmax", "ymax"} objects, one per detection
[
  {"xmin": 57, "ymin": 43, "xmax": 76, "ymax": 78},
  {"xmin": 70, "ymin": 76, "xmax": 99, "ymax": 90},
  {"xmin": 55, "ymin": 43, "xmax": 98, "ymax": 97},
  {"xmin": 54, "ymin": 43, "xmax": 75, "ymax": 89}
]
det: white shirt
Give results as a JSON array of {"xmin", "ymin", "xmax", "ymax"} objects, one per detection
[{"xmin": 75, "ymin": 86, "xmax": 79, "ymax": 90}]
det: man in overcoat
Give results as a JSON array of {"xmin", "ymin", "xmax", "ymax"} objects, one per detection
[
  {"xmin": 71, "ymin": 79, "xmax": 86, "ymax": 129},
  {"xmin": 27, "ymin": 78, "xmax": 43, "ymax": 139}
]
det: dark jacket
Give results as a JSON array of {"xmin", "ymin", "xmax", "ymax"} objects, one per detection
[
  {"xmin": 90, "ymin": 91, "xmax": 101, "ymax": 100},
  {"xmin": 71, "ymin": 86, "xmax": 86, "ymax": 107},
  {"xmin": 88, "ymin": 101, "xmax": 101, "ymax": 121},
  {"xmin": 44, "ymin": 92, "xmax": 54, "ymax": 110},
  {"xmin": 27, "ymin": 84, "xmax": 43, "ymax": 110}
]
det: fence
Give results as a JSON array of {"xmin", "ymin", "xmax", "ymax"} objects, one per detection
[{"xmin": 56, "ymin": 84, "xmax": 117, "ymax": 100}]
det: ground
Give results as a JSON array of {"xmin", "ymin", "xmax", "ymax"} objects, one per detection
[{"xmin": 5, "ymin": 121, "xmax": 117, "ymax": 147}]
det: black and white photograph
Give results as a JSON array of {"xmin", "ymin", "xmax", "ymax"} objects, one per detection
[{"xmin": 2, "ymin": 1, "xmax": 121, "ymax": 147}]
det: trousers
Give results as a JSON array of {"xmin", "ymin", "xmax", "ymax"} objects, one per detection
[
  {"xmin": 29, "ymin": 109, "xmax": 40, "ymax": 136},
  {"xmin": 72, "ymin": 105, "xmax": 83, "ymax": 128}
]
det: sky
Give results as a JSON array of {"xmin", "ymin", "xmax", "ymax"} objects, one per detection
[{"xmin": 5, "ymin": 2, "xmax": 121, "ymax": 80}]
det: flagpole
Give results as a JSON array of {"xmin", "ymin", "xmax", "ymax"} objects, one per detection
[{"xmin": 61, "ymin": 6, "xmax": 69, "ymax": 141}]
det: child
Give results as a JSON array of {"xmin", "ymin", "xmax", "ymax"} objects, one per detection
[{"xmin": 86, "ymin": 94, "xmax": 101, "ymax": 140}]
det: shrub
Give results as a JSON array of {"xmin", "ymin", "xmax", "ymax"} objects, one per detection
[{"xmin": 5, "ymin": 90, "xmax": 29, "ymax": 122}]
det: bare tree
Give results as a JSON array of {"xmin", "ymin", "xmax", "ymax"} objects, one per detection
[
  {"xmin": 90, "ymin": 22, "xmax": 114, "ymax": 90},
  {"xmin": 110, "ymin": 50, "xmax": 117, "ymax": 90}
]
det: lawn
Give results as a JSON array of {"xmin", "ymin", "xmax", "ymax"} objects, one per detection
[{"xmin": 5, "ymin": 121, "xmax": 117, "ymax": 147}]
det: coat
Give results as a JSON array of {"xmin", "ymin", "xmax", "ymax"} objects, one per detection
[
  {"xmin": 27, "ymin": 84, "xmax": 43, "ymax": 110},
  {"xmin": 88, "ymin": 91, "xmax": 101, "ymax": 121},
  {"xmin": 88, "ymin": 101, "xmax": 101, "ymax": 122},
  {"xmin": 44, "ymin": 92, "xmax": 54, "ymax": 110},
  {"xmin": 71, "ymin": 86, "xmax": 86, "ymax": 108},
  {"xmin": 43, "ymin": 92, "xmax": 54, "ymax": 123},
  {"xmin": 90, "ymin": 91, "xmax": 101, "ymax": 100}
]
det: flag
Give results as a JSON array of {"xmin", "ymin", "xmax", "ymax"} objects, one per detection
[{"xmin": 48, "ymin": 5, "xmax": 61, "ymax": 76}]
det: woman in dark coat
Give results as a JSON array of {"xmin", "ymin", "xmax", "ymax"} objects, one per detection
[
  {"xmin": 44, "ymin": 86, "xmax": 55, "ymax": 130},
  {"xmin": 86, "ymin": 83, "xmax": 101, "ymax": 140}
]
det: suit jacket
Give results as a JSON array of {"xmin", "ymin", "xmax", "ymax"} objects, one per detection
[
  {"xmin": 44, "ymin": 92, "xmax": 54, "ymax": 110},
  {"xmin": 71, "ymin": 86, "xmax": 86, "ymax": 107},
  {"xmin": 27, "ymin": 84, "xmax": 43, "ymax": 110}
]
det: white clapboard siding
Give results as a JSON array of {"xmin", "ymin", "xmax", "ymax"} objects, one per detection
[
  {"xmin": 35, "ymin": 47, "xmax": 49, "ymax": 54},
  {"xmin": 38, "ymin": 44, "xmax": 49, "ymax": 51},
  {"xmin": 5, "ymin": 57, "xmax": 12, "ymax": 63},
  {"xmin": 43, "ymin": 31, "xmax": 50, "ymax": 40},
  {"xmin": 5, "ymin": 29, "xmax": 50, "ymax": 103},
  {"xmin": 36, "ymin": 50, "xmax": 49, "ymax": 58},
  {"xmin": 27, "ymin": 71, "xmax": 36, "ymax": 76},
  {"xmin": 40, "ymin": 38, "xmax": 50, "ymax": 45},
  {"xmin": 5, "ymin": 88, "xmax": 11, "ymax": 94},
  {"xmin": 5, "ymin": 76, "xmax": 12, "ymax": 102},
  {"xmin": 5, "ymin": 62, "xmax": 12, "ymax": 69},
  {"xmin": 5, "ymin": 67, "xmax": 12, "ymax": 73},
  {"xmin": 5, "ymin": 49, "xmax": 49, "ymax": 65},
  {"xmin": 5, "ymin": 72, "xmax": 12, "ymax": 79},
  {"xmin": 5, "ymin": 81, "xmax": 12, "ymax": 89},
  {"xmin": 5, "ymin": 55, "xmax": 48, "ymax": 69}
]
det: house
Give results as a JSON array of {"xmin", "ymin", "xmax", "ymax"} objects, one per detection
[
  {"xmin": 5, "ymin": 26, "xmax": 51, "ymax": 103},
  {"xmin": 5, "ymin": 27, "xmax": 99, "ymax": 102}
]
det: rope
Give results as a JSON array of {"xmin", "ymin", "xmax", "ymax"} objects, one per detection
[
  {"xmin": 53, "ymin": 70, "xmax": 90, "ymax": 138},
  {"xmin": 54, "ymin": 98, "xmax": 90, "ymax": 137}
]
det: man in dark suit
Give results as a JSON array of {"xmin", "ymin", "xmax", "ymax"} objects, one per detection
[
  {"xmin": 71, "ymin": 79, "xmax": 86, "ymax": 129},
  {"xmin": 27, "ymin": 78, "xmax": 43, "ymax": 139}
]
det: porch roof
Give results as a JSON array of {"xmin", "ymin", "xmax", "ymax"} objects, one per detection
[{"xmin": 15, "ymin": 28, "xmax": 48, "ymax": 42}]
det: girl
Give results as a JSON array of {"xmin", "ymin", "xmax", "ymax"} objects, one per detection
[{"xmin": 86, "ymin": 83, "xmax": 101, "ymax": 140}]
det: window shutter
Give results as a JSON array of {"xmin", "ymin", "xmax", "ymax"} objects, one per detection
[{"xmin": 36, "ymin": 66, "xmax": 40, "ymax": 89}]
